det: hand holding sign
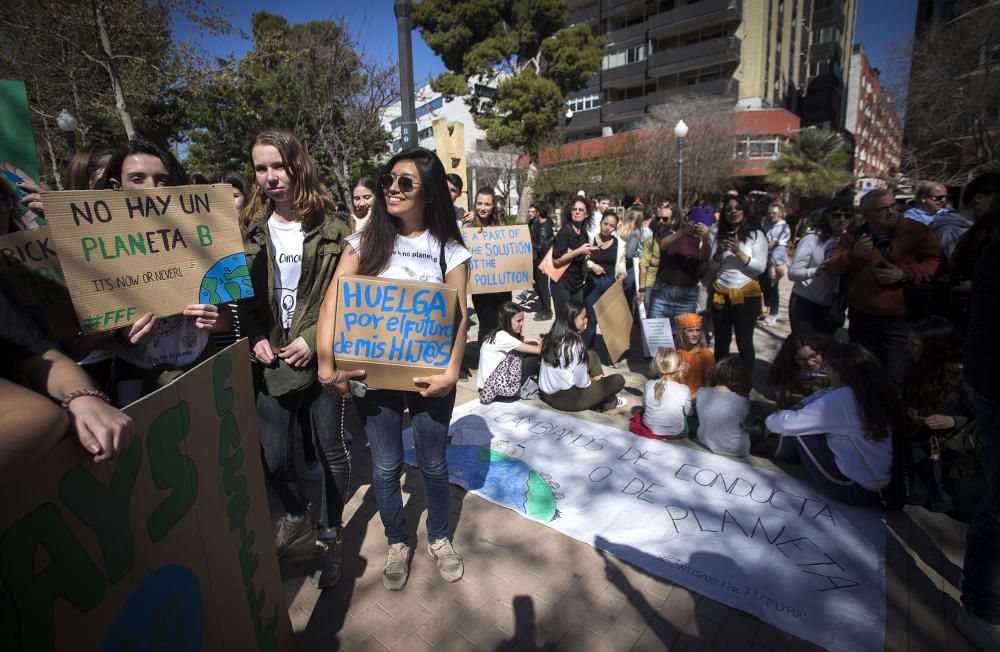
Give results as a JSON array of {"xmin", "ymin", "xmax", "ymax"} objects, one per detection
[
  {"xmin": 183, "ymin": 303, "xmax": 219, "ymax": 330},
  {"xmin": 277, "ymin": 336, "xmax": 312, "ymax": 368}
]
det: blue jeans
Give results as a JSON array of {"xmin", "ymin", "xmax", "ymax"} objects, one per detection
[
  {"xmin": 354, "ymin": 388, "xmax": 456, "ymax": 545},
  {"xmin": 582, "ymin": 273, "xmax": 616, "ymax": 348},
  {"xmin": 962, "ymin": 391, "xmax": 1000, "ymax": 622},
  {"xmin": 649, "ymin": 281, "xmax": 699, "ymax": 321}
]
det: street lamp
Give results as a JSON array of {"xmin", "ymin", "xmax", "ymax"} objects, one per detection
[
  {"xmin": 57, "ymin": 109, "xmax": 78, "ymax": 155},
  {"xmin": 565, "ymin": 108, "xmax": 574, "ymax": 120},
  {"xmin": 674, "ymin": 119, "xmax": 688, "ymax": 213}
]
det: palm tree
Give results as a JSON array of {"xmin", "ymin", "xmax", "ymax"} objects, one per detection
[{"xmin": 767, "ymin": 128, "xmax": 852, "ymax": 201}]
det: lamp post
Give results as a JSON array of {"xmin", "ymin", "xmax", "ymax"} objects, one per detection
[
  {"xmin": 394, "ymin": 0, "xmax": 418, "ymax": 149},
  {"xmin": 57, "ymin": 109, "xmax": 78, "ymax": 155},
  {"xmin": 674, "ymin": 119, "xmax": 688, "ymax": 213}
]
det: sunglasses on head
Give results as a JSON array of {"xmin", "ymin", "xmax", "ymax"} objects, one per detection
[
  {"xmin": 381, "ymin": 173, "xmax": 421, "ymax": 193},
  {"xmin": 830, "ymin": 211, "xmax": 852, "ymax": 219},
  {"xmin": 928, "ymin": 194, "xmax": 947, "ymax": 201}
]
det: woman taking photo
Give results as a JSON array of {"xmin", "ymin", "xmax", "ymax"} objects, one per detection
[
  {"xmin": 317, "ymin": 147, "xmax": 470, "ymax": 592},
  {"xmin": 528, "ymin": 202, "xmax": 555, "ymax": 321},
  {"xmin": 350, "ymin": 177, "xmax": 377, "ymax": 233},
  {"xmin": 765, "ymin": 342, "xmax": 908, "ymax": 506},
  {"xmin": 551, "ymin": 197, "xmax": 597, "ymax": 317},
  {"xmin": 709, "ymin": 195, "xmax": 767, "ymax": 370},
  {"xmin": 468, "ymin": 187, "xmax": 512, "ymax": 341},
  {"xmin": 787, "ymin": 200, "xmax": 854, "ymax": 334},
  {"xmin": 240, "ymin": 129, "xmax": 351, "ymax": 590},
  {"xmin": 539, "ymin": 299, "xmax": 625, "ymax": 412},
  {"xmin": 581, "ymin": 210, "xmax": 625, "ymax": 348}
]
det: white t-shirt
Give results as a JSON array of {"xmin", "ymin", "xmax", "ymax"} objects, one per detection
[
  {"xmin": 539, "ymin": 344, "xmax": 589, "ymax": 395},
  {"xmin": 345, "ymin": 229, "xmax": 470, "ymax": 283},
  {"xmin": 268, "ymin": 217, "xmax": 304, "ymax": 330},
  {"xmin": 696, "ymin": 387, "xmax": 751, "ymax": 456},
  {"xmin": 478, "ymin": 330, "xmax": 522, "ymax": 389},
  {"xmin": 117, "ymin": 315, "xmax": 209, "ymax": 370},
  {"xmin": 642, "ymin": 379, "xmax": 692, "ymax": 436},
  {"xmin": 711, "ymin": 230, "xmax": 768, "ymax": 289}
]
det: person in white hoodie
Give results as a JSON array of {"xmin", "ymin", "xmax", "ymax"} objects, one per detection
[
  {"xmin": 787, "ymin": 200, "xmax": 854, "ymax": 334},
  {"xmin": 765, "ymin": 342, "xmax": 908, "ymax": 506}
]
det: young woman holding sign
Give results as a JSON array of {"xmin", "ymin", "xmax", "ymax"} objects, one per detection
[
  {"xmin": 468, "ymin": 187, "xmax": 512, "ymax": 342},
  {"xmin": 316, "ymin": 147, "xmax": 471, "ymax": 592},
  {"xmin": 240, "ymin": 129, "xmax": 352, "ymax": 590}
]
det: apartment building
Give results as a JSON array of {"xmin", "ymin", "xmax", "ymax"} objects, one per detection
[{"xmin": 845, "ymin": 44, "xmax": 902, "ymax": 197}]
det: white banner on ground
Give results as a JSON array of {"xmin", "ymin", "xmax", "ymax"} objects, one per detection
[{"xmin": 406, "ymin": 401, "xmax": 886, "ymax": 652}]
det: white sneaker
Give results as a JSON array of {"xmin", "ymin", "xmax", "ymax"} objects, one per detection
[
  {"xmin": 763, "ymin": 315, "xmax": 778, "ymax": 326},
  {"xmin": 383, "ymin": 542, "xmax": 411, "ymax": 590},
  {"xmin": 428, "ymin": 538, "xmax": 464, "ymax": 582}
]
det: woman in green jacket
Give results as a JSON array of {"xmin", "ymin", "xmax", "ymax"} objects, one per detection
[{"xmin": 240, "ymin": 129, "xmax": 350, "ymax": 590}]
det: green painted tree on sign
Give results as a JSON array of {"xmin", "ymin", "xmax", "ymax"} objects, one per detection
[{"xmin": 413, "ymin": 0, "xmax": 604, "ymax": 222}]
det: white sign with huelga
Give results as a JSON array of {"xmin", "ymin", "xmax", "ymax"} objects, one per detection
[{"xmin": 425, "ymin": 401, "xmax": 886, "ymax": 652}]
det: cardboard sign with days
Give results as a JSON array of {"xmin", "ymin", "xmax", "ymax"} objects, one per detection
[
  {"xmin": 42, "ymin": 184, "xmax": 253, "ymax": 333},
  {"xmin": 0, "ymin": 340, "xmax": 295, "ymax": 652},
  {"xmin": 0, "ymin": 226, "xmax": 79, "ymax": 338},
  {"xmin": 462, "ymin": 225, "xmax": 533, "ymax": 294},
  {"xmin": 593, "ymin": 280, "xmax": 634, "ymax": 362},
  {"xmin": 333, "ymin": 274, "xmax": 458, "ymax": 391}
]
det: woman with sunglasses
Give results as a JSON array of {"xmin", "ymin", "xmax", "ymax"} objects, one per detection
[
  {"xmin": 787, "ymin": 199, "xmax": 854, "ymax": 334},
  {"xmin": 550, "ymin": 197, "xmax": 597, "ymax": 317},
  {"xmin": 240, "ymin": 129, "xmax": 351, "ymax": 590},
  {"xmin": 708, "ymin": 195, "xmax": 767, "ymax": 370},
  {"xmin": 316, "ymin": 147, "xmax": 470, "ymax": 592}
]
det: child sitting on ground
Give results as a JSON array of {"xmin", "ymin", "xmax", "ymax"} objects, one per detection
[
  {"xmin": 674, "ymin": 313, "xmax": 714, "ymax": 395},
  {"xmin": 696, "ymin": 357, "xmax": 753, "ymax": 456},
  {"xmin": 478, "ymin": 301, "xmax": 542, "ymax": 403},
  {"xmin": 630, "ymin": 348, "xmax": 693, "ymax": 440}
]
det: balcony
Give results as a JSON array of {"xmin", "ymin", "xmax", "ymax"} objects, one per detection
[
  {"xmin": 648, "ymin": 36, "xmax": 741, "ymax": 77},
  {"xmin": 602, "ymin": 95, "xmax": 647, "ymax": 121},
  {"xmin": 601, "ymin": 59, "xmax": 647, "ymax": 86},
  {"xmin": 564, "ymin": 107, "xmax": 603, "ymax": 132},
  {"xmin": 812, "ymin": 3, "xmax": 845, "ymax": 28},
  {"xmin": 648, "ymin": 0, "xmax": 741, "ymax": 37},
  {"xmin": 605, "ymin": 20, "xmax": 647, "ymax": 45},
  {"xmin": 646, "ymin": 77, "xmax": 737, "ymax": 106},
  {"xmin": 569, "ymin": 2, "xmax": 599, "ymax": 25},
  {"xmin": 810, "ymin": 41, "xmax": 842, "ymax": 63}
]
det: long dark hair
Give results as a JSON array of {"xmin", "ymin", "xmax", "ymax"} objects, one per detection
[
  {"xmin": 560, "ymin": 197, "xmax": 594, "ymax": 233},
  {"xmin": 824, "ymin": 343, "xmax": 907, "ymax": 442},
  {"xmin": 541, "ymin": 299, "xmax": 586, "ymax": 368},
  {"xmin": 767, "ymin": 333, "xmax": 833, "ymax": 397},
  {"xmin": 99, "ymin": 139, "xmax": 189, "ymax": 190},
  {"xmin": 214, "ymin": 170, "xmax": 247, "ymax": 197},
  {"xmin": 719, "ymin": 194, "xmax": 763, "ymax": 243},
  {"xmin": 485, "ymin": 301, "xmax": 524, "ymax": 345},
  {"xmin": 67, "ymin": 144, "xmax": 114, "ymax": 190},
  {"xmin": 357, "ymin": 147, "xmax": 464, "ymax": 277},
  {"xmin": 470, "ymin": 186, "xmax": 502, "ymax": 227},
  {"xmin": 902, "ymin": 317, "xmax": 965, "ymax": 416}
]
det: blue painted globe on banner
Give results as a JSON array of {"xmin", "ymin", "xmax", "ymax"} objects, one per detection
[
  {"xmin": 101, "ymin": 564, "xmax": 203, "ymax": 652},
  {"xmin": 199, "ymin": 253, "xmax": 254, "ymax": 304}
]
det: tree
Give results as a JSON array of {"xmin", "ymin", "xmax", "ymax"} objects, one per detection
[
  {"xmin": 413, "ymin": 0, "xmax": 604, "ymax": 222},
  {"xmin": 767, "ymin": 128, "xmax": 852, "ymax": 205}
]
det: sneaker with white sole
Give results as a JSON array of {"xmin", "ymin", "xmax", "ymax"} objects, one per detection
[
  {"xmin": 383, "ymin": 542, "xmax": 411, "ymax": 591},
  {"xmin": 274, "ymin": 514, "xmax": 313, "ymax": 558},
  {"xmin": 428, "ymin": 537, "xmax": 464, "ymax": 582},
  {"xmin": 311, "ymin": 538, "xmax": 342, "ymax": 589}
]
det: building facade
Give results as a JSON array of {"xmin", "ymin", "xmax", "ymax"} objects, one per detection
[{"xmin": 844, "ymin": 44, "xmax": 902, "ymax": 197}]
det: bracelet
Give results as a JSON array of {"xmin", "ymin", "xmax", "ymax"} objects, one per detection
[
  {"xmin": 318, "ymin": 373, "xmax": 341, "ymax": 387},
  {"xmin": 61, "ymin": 389, "xmax": 111, "ymax": 411}
]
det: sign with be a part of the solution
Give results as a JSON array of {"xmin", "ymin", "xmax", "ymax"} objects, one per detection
[
  {"xmin": 333, "ymin": 274, "xmax": 458, "ymax": 391},
  {"xmin": 42, "ymin": 184, "xmax": 253, "ymax": 333},
  {"xmin": 462, "ymin": 225, "xmax": 533, "ymax": 294}
]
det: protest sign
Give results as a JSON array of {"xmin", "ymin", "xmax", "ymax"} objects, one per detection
[
  {"xmin": 462, "ymin": 225, "xmax": 533, "ymax": 294},
  {"xmin": 411, "ymin": 401, "xmax": 886, "ymax": 652},
  {"xmin": 0, "ymin": 79, "xmax": 40, "ymax": 183},
  {"xmin": 0, "ymin": 226, "xmax": 78, "ymax": 337},
  {"xmin": 593, "ymin": 280, "xmax": 633, "ymax": 362},
  {"xmin": 637, "ymin": 303, "xmax": 675, "ymax": 357},
  {"xmin": 0, "ymin": 341, "xmax": 295, "ymax": 652},
  {"xmin": 333, "ymin": 274, "xmax": 458, "ymax": 391},
  {"xmin": 41, "ymin": 184, "xmax": 253, "ymax": 333}
]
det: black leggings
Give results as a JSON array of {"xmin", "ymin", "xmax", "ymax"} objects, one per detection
[
  {"xmin": 257, "ymin": 381, "xmax": 350, "ymax": 534},
  {"xmin": 551, "ymin": 279, "xmax": 583, "ymax": 320},
  {"xmin": 789, "ymin": 293, "xmax": 835, "ymax": 335},
  {"xmin": 473, "ymin": 291, "xmax": 513, "ymax": 342},
  {"xmin": 533, "ymin": 266, "xmax": 552, "ymax": 315},
  {"xmin": 711, "ymin": 292, "xmax": 761, "ymax": 372}
]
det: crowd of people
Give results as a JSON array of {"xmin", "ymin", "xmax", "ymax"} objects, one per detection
[{"xmin": 2, "ymin": 135, "xmax": 1000, "ymax": 648}]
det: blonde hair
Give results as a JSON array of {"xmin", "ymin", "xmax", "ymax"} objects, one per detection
[
  {"xmin": 650, "ymin": 348, "xmax": 682, "ymax": 401},
  {"xmin": 617, "ymin": 206, "xmax": 645, "ymax": 242}
]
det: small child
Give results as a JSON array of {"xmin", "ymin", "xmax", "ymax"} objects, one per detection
[
  {"xmin": 629, "ymin": 348, "xmax": 692, "ymax": 439},
  {"xmin": 696, "ymin": 357, "xmax": 753, "ymax": 456},
  {"xmin": 674, "ymin": 313, "xmax": 715, "ymax": 395},
  {"xmin": 763, "ymin": 204, "xmax": 791, "ymax": 326}
]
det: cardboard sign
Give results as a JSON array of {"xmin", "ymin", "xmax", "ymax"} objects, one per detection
[
  {"xmin": 42, "ymin": 184, "xmax": 253, "ymax": 333},
  {"xmin": 0, "ymin": 79, "xmax": 40, "ymax": 182},
  {"xmin": 593, "ymin": 280, "xmax": 633, "ymax": 362},
  {"xmin": 0, "ymin": 226, "xmax": 78, "ymax": 338},
  {"xmin": 333, "ymin": 274, "xmax": 458, "ymax": 391},
  {"xmin": 637, "ymin": 302, "xmax": 675, "ymax": 357},
  {"xmin": 462, "ymin": 225, "xmax": 533, "ymax": 294},
  {"xmin": 0, "ymin": 341, "xmax": 295, "ymax": 652}
]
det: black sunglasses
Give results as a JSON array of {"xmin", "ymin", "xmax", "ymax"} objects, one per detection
[
  {"xmin": 381, "ymin": 173, "xmax": 421, "ymax": 193},
  {"xmin": 928, "ymin": 194, "xmax": 947, "ymax": 201}
]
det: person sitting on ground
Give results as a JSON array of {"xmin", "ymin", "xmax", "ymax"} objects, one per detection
[
  {"xmin": 765, "ymin": 342, "xmax": 908, "ymax": 506},
  {"xmin": 696, "ymin": 356, "xmax": 753, "ymax": 457},
  {"xmin": 539, "ymin": 299, "xmax": 625, "ymax": 412},
  {"xmin": 0, "ymin": 283, "xmax": 133, "ymax": 484},
  {"xmin": 478, "ymin": 302, "xmax": 541, "ymax": 404},
  {"xmin": 629, "ymin": 347, "xmax": 693, "ymax": 440},
  {"xmin": 767, "ymin": 333, "xmax": 834, "ymax": 410},
  {"xmin": 674, "ymin": 312, "xmax": 714, "ymax": 395}
]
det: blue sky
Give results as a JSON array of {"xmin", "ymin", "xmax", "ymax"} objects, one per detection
[{"xmin": 176, "ymin": 0, "xmax": 919, "ymax": 92}]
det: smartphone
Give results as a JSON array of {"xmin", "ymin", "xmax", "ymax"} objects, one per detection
[
  {"xmin": 348, "ymin": 379, "xmax": 367, "ymax": 398},
  {"xmin": 1, "ymin": 170, "xmax": 29, "ymax": 201}
]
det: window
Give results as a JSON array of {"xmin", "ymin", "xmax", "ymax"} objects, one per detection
[
  {"xmin": 603, "ymin": 42, "xmax": 649, "ymax": 69},
  {"xmin": 734, "ymin": 135, "xmax": 784, "ymax": 159},
  {"xmin": 685, "ymin": 70, "xmax": 724, "ymax": 85},
  {"xmin": 414, "ymin": 96, "xmax": 445, "ymax": 120},
  {"xmin": 567, "ymin": 93, "xmax": 601, "ymax": 112},
  {"xmin": 390, "ymin": 118, "xmax": 400, "ymax": 130}
]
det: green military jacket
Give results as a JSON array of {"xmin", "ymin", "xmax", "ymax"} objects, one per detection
[{"xmin": 241, "ymin": 205, "xmax": 349, "ymax": 356}]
